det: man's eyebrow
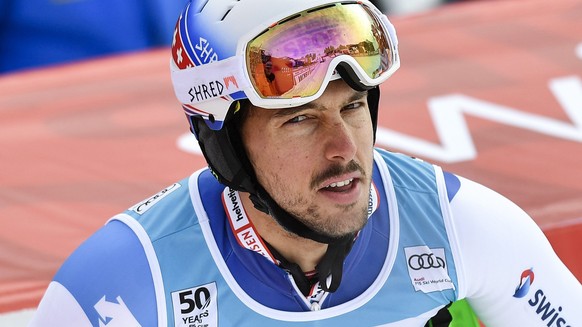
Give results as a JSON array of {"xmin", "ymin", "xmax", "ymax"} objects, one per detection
[
  {"xmin": 271, "ymin": 90, "xmax": 368, "ymax": 118},
  {"xmin": 272, "ymin": 105, "xmax": 311, "ymax": 119},
  {"xmin": 346, "ymin": 90, "xmax": 368, "ymax": 103}
]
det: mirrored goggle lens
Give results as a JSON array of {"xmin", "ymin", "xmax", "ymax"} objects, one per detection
[{"xmin": 246, "ymin": 3, "xmax": 394, "ymax": 99}]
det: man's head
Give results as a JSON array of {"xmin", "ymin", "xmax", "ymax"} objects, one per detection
[{"xmin": 170, "ymin": 0, "xmax": 399, "ymax": 242}]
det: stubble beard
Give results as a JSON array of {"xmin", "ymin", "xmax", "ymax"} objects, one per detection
[{"xmin": 263, "ymin": 160, "xmax": 372, "ymax": 239}]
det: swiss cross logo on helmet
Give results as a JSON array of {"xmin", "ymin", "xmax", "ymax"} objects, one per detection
[{"xmin": 172, "ymin": 19, "xmax": 194, "ymax": 69}]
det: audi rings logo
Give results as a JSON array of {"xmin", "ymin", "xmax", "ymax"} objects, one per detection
[
  {"xmin": 404, "ymin": 246, "xmax": 454, "ymax": 293},
  {"xmin": 408, "ymin": 253, "xmax": 446, "ymax": 270}
]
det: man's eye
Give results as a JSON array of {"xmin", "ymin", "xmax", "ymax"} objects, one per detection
[
  {"xmin": 287, "ymin": 115, "xmax": 308, "ymax": 124},
  {"xmin": 345, "ymin": 102, "xmax": 364, "ymax": 110}
]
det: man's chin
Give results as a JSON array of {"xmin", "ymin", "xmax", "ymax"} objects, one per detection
[{"xmin": 308, "ymin": 214, "xmax": 369, "ymax": 240}]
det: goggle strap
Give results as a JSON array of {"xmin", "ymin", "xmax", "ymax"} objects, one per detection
[{"xmin": 170, "ymin": 56, "xmax": 250, "ymax": 105}]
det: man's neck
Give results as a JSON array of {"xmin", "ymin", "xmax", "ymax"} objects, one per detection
[{"xmin": 239, "ymin": 192, "xmax": 328, "ymax": 273}]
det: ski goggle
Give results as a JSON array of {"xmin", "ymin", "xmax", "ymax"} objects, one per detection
[{"xmin": 171, "ymin": 1, "xmax": 399, "ymax": 110}]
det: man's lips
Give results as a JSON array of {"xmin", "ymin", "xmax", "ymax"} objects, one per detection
[
  {"xmin": 316, "ymin": 172, "xmax": 361, "ymax": 191},
  {"xmin": 317, "ymin": 176, "xmax": 362, "ymax": 205},
  {"xmin": 325, "ymin": 177, "xmax": 354, "ymax": 189}
]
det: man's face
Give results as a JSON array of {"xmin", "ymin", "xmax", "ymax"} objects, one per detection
[{"xmin": 241, "ymin": 79, "xmax": 375, "ymax": 238}]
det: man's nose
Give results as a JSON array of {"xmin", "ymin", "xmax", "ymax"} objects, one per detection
[{"xmin": 323, "ymin": 118, "xmax": 357, "ymax": 163}]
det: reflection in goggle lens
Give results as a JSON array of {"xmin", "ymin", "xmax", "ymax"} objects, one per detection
[{"xmin": 246, "ymin": 3, "xmax": 393, "ymax": 99}]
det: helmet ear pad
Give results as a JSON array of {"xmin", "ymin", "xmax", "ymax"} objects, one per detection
[{"xmin": 188, "ymin": 104, "xmax": 257, "ymax": 193}]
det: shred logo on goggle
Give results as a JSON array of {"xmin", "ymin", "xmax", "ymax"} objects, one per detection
[
  {"xmin": 188, "ymin": 80, "xmax": 225, "ymax": 102},
  {"xmin": 187, "ymin": 75, "xmax": 240, "ymax": 103}
]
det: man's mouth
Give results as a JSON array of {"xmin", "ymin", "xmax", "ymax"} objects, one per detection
[
  {"xmin": 320, "ymin": 177, "xmax": 360, "ymax": 195},
  {"xmin": 311, "ymin": 160, "xmax": 365, "ymax": 199},
  {"xmin": 317, "ymin": 176, "xmax": 361, "ymax": 205},
  {"xmin": 324, "ymin": 178, "xmax": 354, "ymax": 190}
]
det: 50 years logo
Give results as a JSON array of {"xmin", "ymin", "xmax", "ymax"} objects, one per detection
[{"xmin": 172, "ymin": 282, "xmax": 217, "ymax": 327}]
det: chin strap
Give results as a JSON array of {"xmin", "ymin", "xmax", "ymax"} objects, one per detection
[
  {"xmin": 316, "ymin": 233, "xmax": 356, "ymax": 292},
  {"xmin": 266, "ymin": 234, "xmax": 356, "ymax": 295},
  {"xmin": 249, "ymin": 184, "xmax": 357, "ymax": 293},
  {"xmin": 249, "ymin": 184, "xmax": 347, "ymax": 244},
  {"xmin": 265, "ymin": 244, "xmax": 313, "ymax": 296}
]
